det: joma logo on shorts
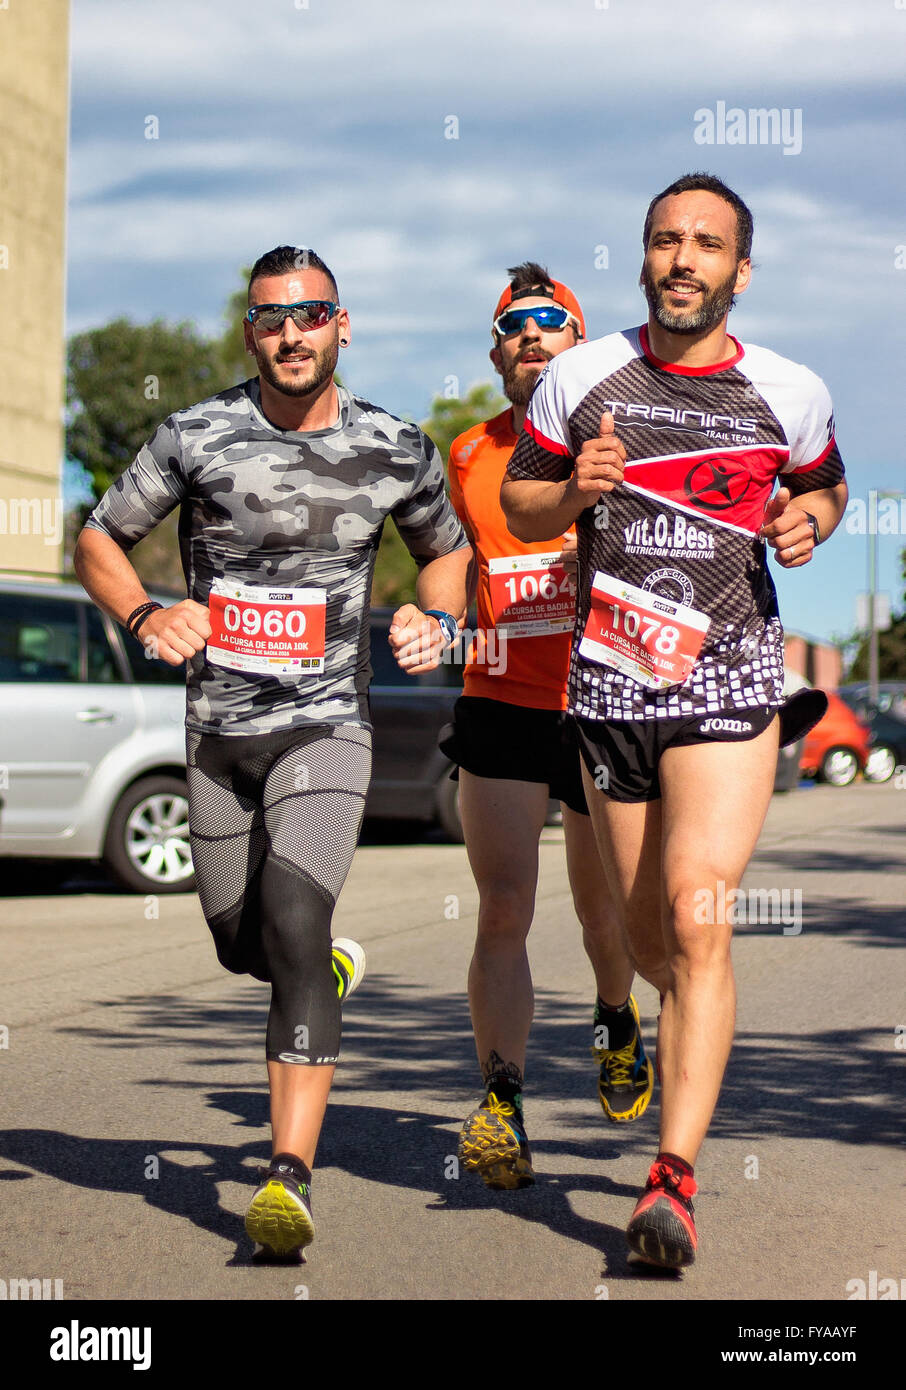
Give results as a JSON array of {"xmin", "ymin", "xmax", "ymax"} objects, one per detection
[{"xmin": 700, "ymin": 717, "xmax": 752, "ymax": 733}]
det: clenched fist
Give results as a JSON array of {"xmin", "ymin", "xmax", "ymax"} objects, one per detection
[
  {"xmin": 141, "ymin": 600, "xmax": 211, "ymax": 666},
  {"xmin": 759, "ymin": 487, "xmax": 816, "ymax": 568}
]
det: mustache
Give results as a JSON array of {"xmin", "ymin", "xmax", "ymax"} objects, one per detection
[{"xmin": 659, "ymin": 276, "xmax": 708, "ymax": 294}]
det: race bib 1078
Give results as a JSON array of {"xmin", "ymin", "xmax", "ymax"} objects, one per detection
[{"xmin": 578, "ymin": 571, "xmax": 709, "ymax": 690}]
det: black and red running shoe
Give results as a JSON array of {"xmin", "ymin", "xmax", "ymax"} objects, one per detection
[{"xmin": 626, "ymin": 1158, "xmax": 697, "ymax": 1268}]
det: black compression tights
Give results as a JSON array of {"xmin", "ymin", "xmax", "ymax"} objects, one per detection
[{"xmin": 186, "ymin": 723, "xmax": 371, "ymax": 1063}]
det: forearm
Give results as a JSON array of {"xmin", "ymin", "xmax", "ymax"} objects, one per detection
[
  {"xmin": 500, "ymin": 477, "xmax": 584, "ymax": 542},
  {"xmin": 73, "ymin": 526, "xmax": 151, "ymax": 626},
  {"xmin": 415, "ymin": 544, "xmax": 472, "ymax": 622},
  {"xmin": 790, "ymin": 479, "xmax": 849, "ymax": 542}
]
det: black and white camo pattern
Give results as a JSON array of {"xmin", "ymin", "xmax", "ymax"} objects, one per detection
[{"xmin": 85, "ymin": 381, "xmax": 468, "ymax": 736}]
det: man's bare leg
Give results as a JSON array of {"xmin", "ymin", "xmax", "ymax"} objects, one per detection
[
  {"xmin": 561, "ymin": 804, "xmax": 634, "ymax": 1005},
  {"xmin": 581, "ymin": 721, "xmax": 779, "ymax": 1263},
  {"xmin": 577, "ymin": 766, "xmax": 666, "ymax": 990},
  {"xmin": 561, "ymin": 803, "xmax": 652, "ymax": 1119},
  {"xmin": 456, "ymin": 772, "xmax": 549, "ymax": 1187},
  {"xmin": 656, "ymin": 719, "xmax": 779, "ymax": 1164},
  {"xmin": 460, "ymin": 771, "xmax": 549, "ymax": 1077}
]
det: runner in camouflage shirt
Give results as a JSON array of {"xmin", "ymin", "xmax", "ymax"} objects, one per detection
[{"xmin": 75, "ymin": 247, "xmax": 470, "ymax": 1260}]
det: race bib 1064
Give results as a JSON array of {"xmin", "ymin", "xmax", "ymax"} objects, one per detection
[
  {"xmin": 488, "ymin": 552, "xmax": 575, "ymax": 638},
  {"xmin": 206, "ymin": 579, "xmax": 326, "ymax": 676},
  {"xmin": 578, "ymin": 571, "xmax": 709, "ymax": 689}
]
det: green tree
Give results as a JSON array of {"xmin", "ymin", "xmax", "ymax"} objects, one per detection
[
  {"xmin": 846, "ymin": 547, "xmax": 906, "ymax": 680},
  {"xmin": 370, "ymin": 383, "xmax": 504, "ymax": 608},
  {"xmin": 66, "ymin": 318, "xmax": 236, "ymax": 589},
  {"xmin": 420, "ymin": 382, "xmax": 508, "ymax": 462},
  {"xmin": 67, "ymin": 318, "xmax": 234, "ymax": 500},
  {"xmin": 217, "ymin": 266, "xmax": 254, "ymax": 385}
]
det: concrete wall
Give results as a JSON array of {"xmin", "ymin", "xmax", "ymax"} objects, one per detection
[{"xmin": 0, "ymin": 0, "xmax": 69, "ymax": 575}]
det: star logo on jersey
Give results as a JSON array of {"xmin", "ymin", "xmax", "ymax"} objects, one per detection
[{"xmin": 683, "ymin": 459, "xmax": 751, "ymax": 512}]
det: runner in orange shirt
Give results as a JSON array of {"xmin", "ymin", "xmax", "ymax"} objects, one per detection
[{"xmin": 442, "ymin": 263, "xmax": 652, "ymax": 1189}]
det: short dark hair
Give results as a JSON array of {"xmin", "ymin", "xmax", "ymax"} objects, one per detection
[
  {"xmin": 247, "ymin": 246, "xmax": 339, "ymax": 303},
  {"xmin": 642, "ymin": 173, "xmax": 753, "ymax": 261},
  {"xmin": 506, "ymin": 260, "xmax": 555, "ymax": 295}
]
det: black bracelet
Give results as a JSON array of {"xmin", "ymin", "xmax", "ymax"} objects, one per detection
[{"xmin": 126, "ymin": 601, "xmax": 162, "ymax": 636}]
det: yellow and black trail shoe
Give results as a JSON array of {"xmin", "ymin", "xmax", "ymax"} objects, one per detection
[
  {"xmin": 593, "ymin": 993, "xmax": 654, "ymax": 1123},
  {"xmin": 458, "ymin": 1092, "xmax": 535, "ymax": 1190}
]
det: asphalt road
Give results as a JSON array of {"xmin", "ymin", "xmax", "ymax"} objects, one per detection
[{"xmin": 0, "ymin": 781, "xmax": 903, "ymax": 1304}]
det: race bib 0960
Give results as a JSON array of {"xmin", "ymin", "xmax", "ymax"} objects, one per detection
[{"xmin": 206, "ymin": 578, "xmax": 326, "ymax": 676}]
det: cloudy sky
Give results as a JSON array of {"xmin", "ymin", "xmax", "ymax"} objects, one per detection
[{"xmin": 67, "ymin": 0, "xmax": 906, "ymax": 643}]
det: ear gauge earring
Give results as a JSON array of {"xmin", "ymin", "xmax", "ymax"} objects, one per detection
[{"xmin": 340, "ymin": 338, "xmax": 348, "ymax": 346}]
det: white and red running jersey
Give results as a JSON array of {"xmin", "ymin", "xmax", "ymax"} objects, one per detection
[{"xmin": 507, "ymin": 325, "xmax": 845, "ymax": 724}]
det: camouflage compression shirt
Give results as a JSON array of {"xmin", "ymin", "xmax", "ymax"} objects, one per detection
[{"xmin": 85, "ymin": 379, "xmax": 469, "ymax": 736}]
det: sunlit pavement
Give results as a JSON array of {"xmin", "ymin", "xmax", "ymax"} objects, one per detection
[{"xmin": 0, "ymin": 782, "xmax": 902, "ymax": 1301}]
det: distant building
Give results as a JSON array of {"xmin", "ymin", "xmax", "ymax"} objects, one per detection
[
  {"xmin": 784, "ymin": 631, "xmax": 842, "ymax": 690},
  {"xmin": 0, "ymin": 0, "xmax": 69, "ymax": 575}
]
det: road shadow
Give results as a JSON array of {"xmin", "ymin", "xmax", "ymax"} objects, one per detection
[{"xmin": 4, "ymin": 955, "xmax": 896, "ymax": 1279}]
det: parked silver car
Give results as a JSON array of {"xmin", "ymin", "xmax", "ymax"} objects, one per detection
[{"xmin": 0, "ymin": 577, "xmax": 193, "ymax": 892}]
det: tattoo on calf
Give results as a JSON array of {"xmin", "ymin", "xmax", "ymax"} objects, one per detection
[{"xmin": 481, "ymin": 1050, "xmax": 524, "ymax": 1088}]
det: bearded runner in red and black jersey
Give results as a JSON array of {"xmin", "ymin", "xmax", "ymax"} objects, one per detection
[{"xmin": 502, "ymin": 173, "xmax": 848, "ymax": 1270}]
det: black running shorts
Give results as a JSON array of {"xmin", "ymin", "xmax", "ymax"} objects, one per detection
[
  {"xmin": 574, "ymin": 687, "xmax": 827, "ymax": 804},
  {"xmin": 439, "ymin": 695, "xmax": 589, "ymax": 815},
  {"xmin": 575, "ymin": 708, "xmax": 780, "ymax": 803}
]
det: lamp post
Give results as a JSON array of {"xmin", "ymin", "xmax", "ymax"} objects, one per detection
[{"xmin": 867, "ymin": 489, "xmax": 904, "ymax": 706}]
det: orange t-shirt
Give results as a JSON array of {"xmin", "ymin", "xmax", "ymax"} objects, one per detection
[{"xmin": 447, "ymin": 408, "xmax": 575, "ymax": 710}]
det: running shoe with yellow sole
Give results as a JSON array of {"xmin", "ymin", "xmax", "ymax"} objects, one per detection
[
  {"xmin": 458, "ymin": 1092, "xmax": 535, "ymax": 1190},
  {"xmin": 245, "ymin": 1153, "xmax": 315, "ymax": 1257},
  {"xmin": 332, "ymin": 937, "xmax": 366, "ymax": 1002},
  {"xmin": 593, "ymin": 993, "xmax": 654, "ymax": 1123}
]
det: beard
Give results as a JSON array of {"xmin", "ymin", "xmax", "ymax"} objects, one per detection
[
  {"xmin": 500, "ymin": 350, "xmax": 552, "ymax": 407},
  {"xmin": 641, "ymin": 263, "xmax": 739, "ymax": 335},
  {"xmin": 255, "ymin": 340, "xmax": 338, "ymax": 397}
]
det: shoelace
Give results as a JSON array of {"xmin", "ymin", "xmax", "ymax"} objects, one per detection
[
  {"xmin": 647, "ymin": 1161, "xmax": 696, "ymax": 1206},
  {"xmin": 591, "ymin": 1037, "xmax": 637, "ymax": 1085},
  {"xmin": 482, "ymin": 1092, "xmax": 517, "ymax": 1119}
]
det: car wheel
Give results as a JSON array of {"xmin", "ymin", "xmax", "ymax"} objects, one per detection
[
  {"xmin": 436, "ymin": 770, "xmax": 464, "ymax": 843},
  {"xmin": 103, "ymin": 776, "xmax": 195, "ymax": 893},
  {"xmin": 864, "ymin": 745, "xmax": 897, "ymax": 784},
  {"xmin": 818, "ymin": 747, "xmax": 859, "ymax": 788}
]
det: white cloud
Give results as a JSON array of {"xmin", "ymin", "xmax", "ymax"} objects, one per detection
[{"xmin": 71, "ymin": 0, "xmax": 906, "ymax": 107}]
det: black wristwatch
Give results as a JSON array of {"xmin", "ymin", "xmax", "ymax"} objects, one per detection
[
  {"xmin": 803, "ymin": 512, "xmax": 821, "ymax": 546},
  {"xmin": 425, "ymin": 610, "xmax": 458, "ymax": 646}
]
